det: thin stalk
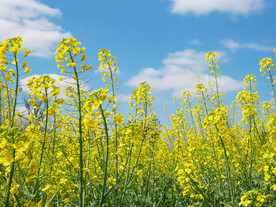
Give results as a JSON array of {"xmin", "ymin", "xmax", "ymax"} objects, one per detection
[
  {"xmin": 211, "ymin": 59, "xmax": 221, "ymax": 107},
  {"xmin": 187, "ymin": 98, "xmax": 198, "ymax": 139},
  {"xmin": 0, "ymin": 91, "xmax": 2, "ymax": 125},
  {"xmin": 214, "ymin": 124, "xmax": 234, "ymax": 205},
  {"xmin": 248, "ymin": 116, "xmax": 254, "ymax": 180},
  {"xmin": 119, "ymin": 143, "xmax": 133, "ymax": 204},
  {"xmin": 268, "ymin": 69, "xmax": 276, "ymax": 107},
  {"xmin": 32, "ymin": 88, "xmax": 49, "ymax": 200},
  {"xmin": 14, "ymin": 193, "xmax": 22, "ymax": 207},
  {"xmin": 99, "ymin": 104, "xmax": 109, "ymax": 207},
  {"xmin": 185, "ymin": 171, "xmax": 211, "ymax": 206},
  {"xmin": 200, "ymin": 90, "xmax": 209, "ymax": 115},
  {"xmin": 1, "ymin": 70, "xmax": 12, "ymax": 121},
  {"xmin": 107, "ymin": 64, "xmax": 119, "ymax": 200},
  {"xmin": 5, "ymin": 52, "xmax": 20, "ymax": 207},
  {"xmin": 69, "ymin": 50, "xmax": 85, "ymax": 207},
  {"xmin": 38, "ymin": 89, "xmax": 49, "ymax": 173},
  {"xmin": 86, "ymin": 130, "xmax": 91, "ymax": 170},
  {"xmin": 50, "ymin": 111, "xmax": 57, "ymax": 177}
]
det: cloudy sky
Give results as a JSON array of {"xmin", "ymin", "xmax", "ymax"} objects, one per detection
[{"xmin": 1, "ymin": 0, "xmax": 275, "ymax": 121}]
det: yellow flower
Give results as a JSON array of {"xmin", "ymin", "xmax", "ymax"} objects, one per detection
[
  {"xmin": 24, "ymin": 202, "xmax": 34, "ymax": 207},
  {"xmin": 59, "ymin": 76, "xmax": 66, "ymax": 81},
  {"xmin": 137, "ymin": 169, "xmax": 143, "ymax": 176},
  {"xmin": 42, "ymin": 184, "xmax": 51, "ymax": 192},
  {"xmin": 24, "ymin": 48, "xmax": 32, "ymax": 57},
  {"xmin": 81, "ymin": 54, "xmax": 87, "ymax": 61},
  {"xmin": 0, "ymin": 59, "xmax": 8, "ymax": 64},
  {"xmin": 42, "ymin": 96, "xmax": 48, "ymax": 102},
  {"xmin": 239, "ymin": 195, "xmax": 252, "ymax": 206},
  {"xmin": 60, "ymin": 69, "xmax": 67, "ymax": 73},
  {"xmin": 5, "ymin": 74, "xmax": 12, "ymax": 82},
  {"xmin": 113, "ymin": 114, "xmax": 122, "ymax": 123},
  {"xmin": 256, "ymin": 194, "xmax": 267, "ymax": 203},
  {"xmin": 8, "ymin": 68, "xmax": 15, "ymax": 76},
  {"xmin": 107, "ymin": 177, "xmax": 116, "ymax": 185},
  {"xmin": 62, "ymin": 198, "xmax": 70, "ymax": 203},
  {"xmin": 10, "ymin": 188, "xmax": 18, "ymax": 194},
  {"xmin": 22, "ymin": 62, "xmax": 28, "ymax": 68},
  {"xmin": 72, "ymin": 62, "xmax": 77, "ymax": 68},
  {"xmin": 24, "ymin": 67, "xmax": 31, "ymax": 73},
  {"xmin": 57, "ymin": 64, "xmax": 64, "ymax": 69},
  {"xmin": 10, "ymin": 46, "xmax": 20, "ymax": 54},
  {"xmin": 109, "ymin": 96, "xmax": 117, "ymax": 103},
  {"xmin": 80, "ymin": 47, "xmax": 86, "ymax": 53},
  {"xmin": 112, "ymin": 104, "xmax": 117, "ymax": 111}
]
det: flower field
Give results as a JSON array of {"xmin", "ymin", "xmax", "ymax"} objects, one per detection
[{"xmin": 0, "ymin": 37, "xmax": 276, "ymax": 206}]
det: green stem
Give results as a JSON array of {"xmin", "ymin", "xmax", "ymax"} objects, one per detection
[
  {"xmin": 268, "ymin": 69, "xmax": 276, "ymax": 107},
  {"xmin": 5, "ymin": 52, "xmax": 20, "ymax": 207},
  {"xmin": 69, "ymin": 50, "xmax": 85, "ymax": 207},
  {"xmin": 119, "ymin": 143, "xmax": 133, "ymax": 204},
  {"xmin": 38, "ymin": 89, "xmax": 49, "ymax": 173},
  {"xmin": 108, "ymin": 64, "xmax": 119, "ymax": 191},
  {"xmin": 99, "ymin": 104, "xmax": 109, "ymax": 207},
  {"xmin": 1, "ymin": 70, "xmax": 12, "ymax": 121},
  {"xmin": 50, "ymin": 111, "xmax": 57, "ymax": 177},
  {"xmin": 0, "ymin": 91, "xmax": 2, "ymax": 125},
  {"xmin": 211, "ymin": 59, "xmax": 221, "ymax": 107},
  {"xmin": 32, "ymin": 88, "xmax": 49, "ymax": 200},
  {"xmin": 214, "ymin": 124, "xmax": 234, "ymax": 205}
]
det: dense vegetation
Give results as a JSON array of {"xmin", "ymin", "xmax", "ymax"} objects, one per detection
[{"xmin": 0, "ymin": 37, "xmax": 276, "ymax": 206}]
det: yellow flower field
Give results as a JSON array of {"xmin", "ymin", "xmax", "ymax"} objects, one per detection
[{"xmin": 0, "ymin": 37, "xmax": 276, "ymax": 206}]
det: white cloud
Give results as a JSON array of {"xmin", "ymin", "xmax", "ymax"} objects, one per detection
[
  {"xmin": 119, "ymin": 93, "xmax": 130, "ymax": 102},
  {"xmin": 243, "ymin": 43, "xmax": 274, "ymax": 51},
  {"xmin": 171, "ymin": 0, "xmax": 264, "ymax": 16},
  {"xmin": 220, "ymin": 39, "xmax": 240, "ymax": 52},
  {"xmin": 162, "ymin": 49, "xmax": 220, "ymax": 72},
  {"xmin": 0, "ymin": 0, "xmax": 71, "ymax": 58},
  {"xmin": 20, "ymin": 74, "xmax": 89, "ymax": 99},
  {"xmin": 126, "ymin": 49, "xmax": 243, "ymax": 97},
  {"xmin": 187, "ymin": 39, "xmax": 201, "ymax": 45},
  {"xmin": 221, "ymin": 39, "xmax": 273, "ymax": 52}
]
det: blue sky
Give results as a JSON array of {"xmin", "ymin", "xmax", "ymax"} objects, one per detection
[{"xmin": 1, "ymin": 0, "xmax": 275, "ymax": 122}]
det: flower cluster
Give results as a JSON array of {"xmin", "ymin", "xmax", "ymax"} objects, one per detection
[{"xmin": 1, "ymin": 37, "xmax": 276, "ymax": 207}]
